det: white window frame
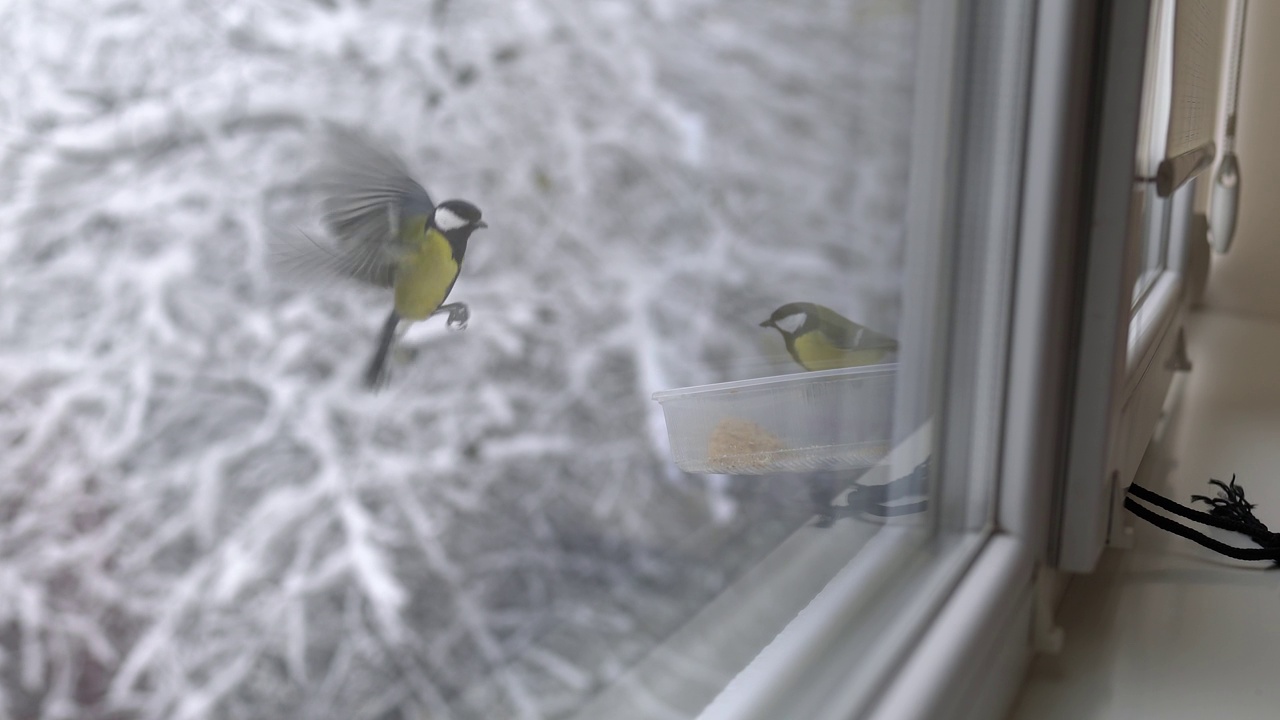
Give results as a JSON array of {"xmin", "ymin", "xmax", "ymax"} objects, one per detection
[
  {"xmin": 692, "ymin": 0, "xmax": 1048, "ymax": 716},
  {"xmin": 1056, "ymin": 0, "xmax": 1223, "ymax": 573},
  {"xmin": 851, "ymin": 0, "xmax": 1216, "ymax": 713},
  {"xmin": 867, "ymin": 1, "xmax": 1149, "ymax": 715},
  {"xmin": 576, "ymin": 0, "xmax": 1030, "ymax": 711},
  {"xmin": 591, "ymin": 1, "xmax": 1193, "ymax": 717}
]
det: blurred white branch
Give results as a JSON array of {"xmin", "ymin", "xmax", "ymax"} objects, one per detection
[{"xmin": 0, "ymin": 0, "xmax": 914, "ymax": 716}]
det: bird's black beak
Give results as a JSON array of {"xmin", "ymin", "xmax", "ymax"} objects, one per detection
[
  {"xmin": 759, "ymin": 319, "xmax": 775, "ymax": 329},
  {"xmin": 475, "ymin": 220, "xmax": 488, "ymax": 229}
]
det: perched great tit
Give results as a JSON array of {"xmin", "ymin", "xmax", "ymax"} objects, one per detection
[
  {"xmin": 760, "ymin": 302, "xmax": 897, "ymax": 371},
  {"xmin": 282, "ymin": 126, "xmax": 487, "ymax": 388}
]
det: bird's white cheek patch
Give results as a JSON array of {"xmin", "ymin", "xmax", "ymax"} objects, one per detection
[
  {"xmin": 434, "ymin": 207, "xmax": 467, "ymax": 231},
  {"xmin": 775, "ymin": 316, "xmax": 804, "ymax": 334}
]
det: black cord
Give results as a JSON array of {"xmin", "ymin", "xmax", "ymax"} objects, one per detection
[
  {"xmin": 1190, "ymin": 475, "xmax": 1280, "ymax": 548},
  {"xmin": 1126, "ymin": 478, "xmax": 1280, "ymax": 565},
  {"xmin": 1123, "ymin": 496, "xmax": 1280, "ymax": 562},
  {"xmin": 1128, "ymin": 481, "xmax": 1262, "ymax": 537}
]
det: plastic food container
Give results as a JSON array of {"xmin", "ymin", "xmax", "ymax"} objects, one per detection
[{"xmin": 652, "ymin": 365, "xmax": 896, "ymax": 475}]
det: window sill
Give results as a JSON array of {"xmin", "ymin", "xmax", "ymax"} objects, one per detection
[{"xmin": 865, "ymin": 534, "xmax": 1033, "ymax": 720}]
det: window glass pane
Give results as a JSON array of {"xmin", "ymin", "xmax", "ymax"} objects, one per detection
[
  {"xmin": 1134, "ymin": 183, "xmax": 1172, "ymax": 305},
  {"xmin": 1132, "ymin": 0, "xmax": 1176, "ymax": 307},
  {"xmin": 0, "ymin": 0, "xmax": 1023, "ymax": 718}
]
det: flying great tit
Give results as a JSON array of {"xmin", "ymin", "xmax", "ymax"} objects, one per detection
[
  {"xmin": 282, "ymin": 126, "xmax": 488, "ymax": 388},
  {"xmin": 760, "ymin": 302, "xmax": 897, "ymax": 371}
]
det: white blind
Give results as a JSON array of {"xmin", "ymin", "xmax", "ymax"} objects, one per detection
[{"xmin": 1165, "ymin": 0, "xmax": 1224, "ymax": 159}]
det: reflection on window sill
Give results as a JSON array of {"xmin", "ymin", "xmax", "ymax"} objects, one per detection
[{"xmin": 569, "ymin": 421, "xmax": 987, "ymax": 720}]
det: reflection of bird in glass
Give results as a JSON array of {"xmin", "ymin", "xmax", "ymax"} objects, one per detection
[
  {"xmin": 280, "ymin": 127, "xmax": 488, "ymax": 389},
  {"xmin": 760, "ymin": 302, "xmax": 897, "ymax": 371}
]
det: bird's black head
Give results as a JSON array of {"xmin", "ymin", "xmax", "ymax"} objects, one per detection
[
  {"xmin": 431, "ymin": 199, "xmax": 487, "ymax": 258},
  {"xmin": 759, "ymin": 302, "xmax": 817, "ymax": 338}
]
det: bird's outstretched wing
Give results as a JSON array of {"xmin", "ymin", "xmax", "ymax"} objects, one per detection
[{"xmin": 273, "ymin": 125, "xmax": 435, "ymax": 288}]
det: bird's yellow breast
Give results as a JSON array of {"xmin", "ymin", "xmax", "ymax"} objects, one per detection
[
  {"xmin": 792, "ymin": 332, "xmax": 889, "ymax": 371},
  {"xmin": 394, "ymin": 224, "xmax": 460, "ymax": 320}
]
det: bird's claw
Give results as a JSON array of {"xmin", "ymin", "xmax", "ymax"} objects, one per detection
[{"xmin": 445, "ymin": 304, "xmax": 470, "ymax": 331}]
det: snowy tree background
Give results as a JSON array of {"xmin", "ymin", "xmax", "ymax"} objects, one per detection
[{"xmin": 0, "ymin": 0, "xmax": 916, "ymax": 718}]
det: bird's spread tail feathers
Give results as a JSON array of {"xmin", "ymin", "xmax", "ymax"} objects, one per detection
[{"xmin": 364, "ymin": 311, "xmax": 400, "ymax": 389}]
